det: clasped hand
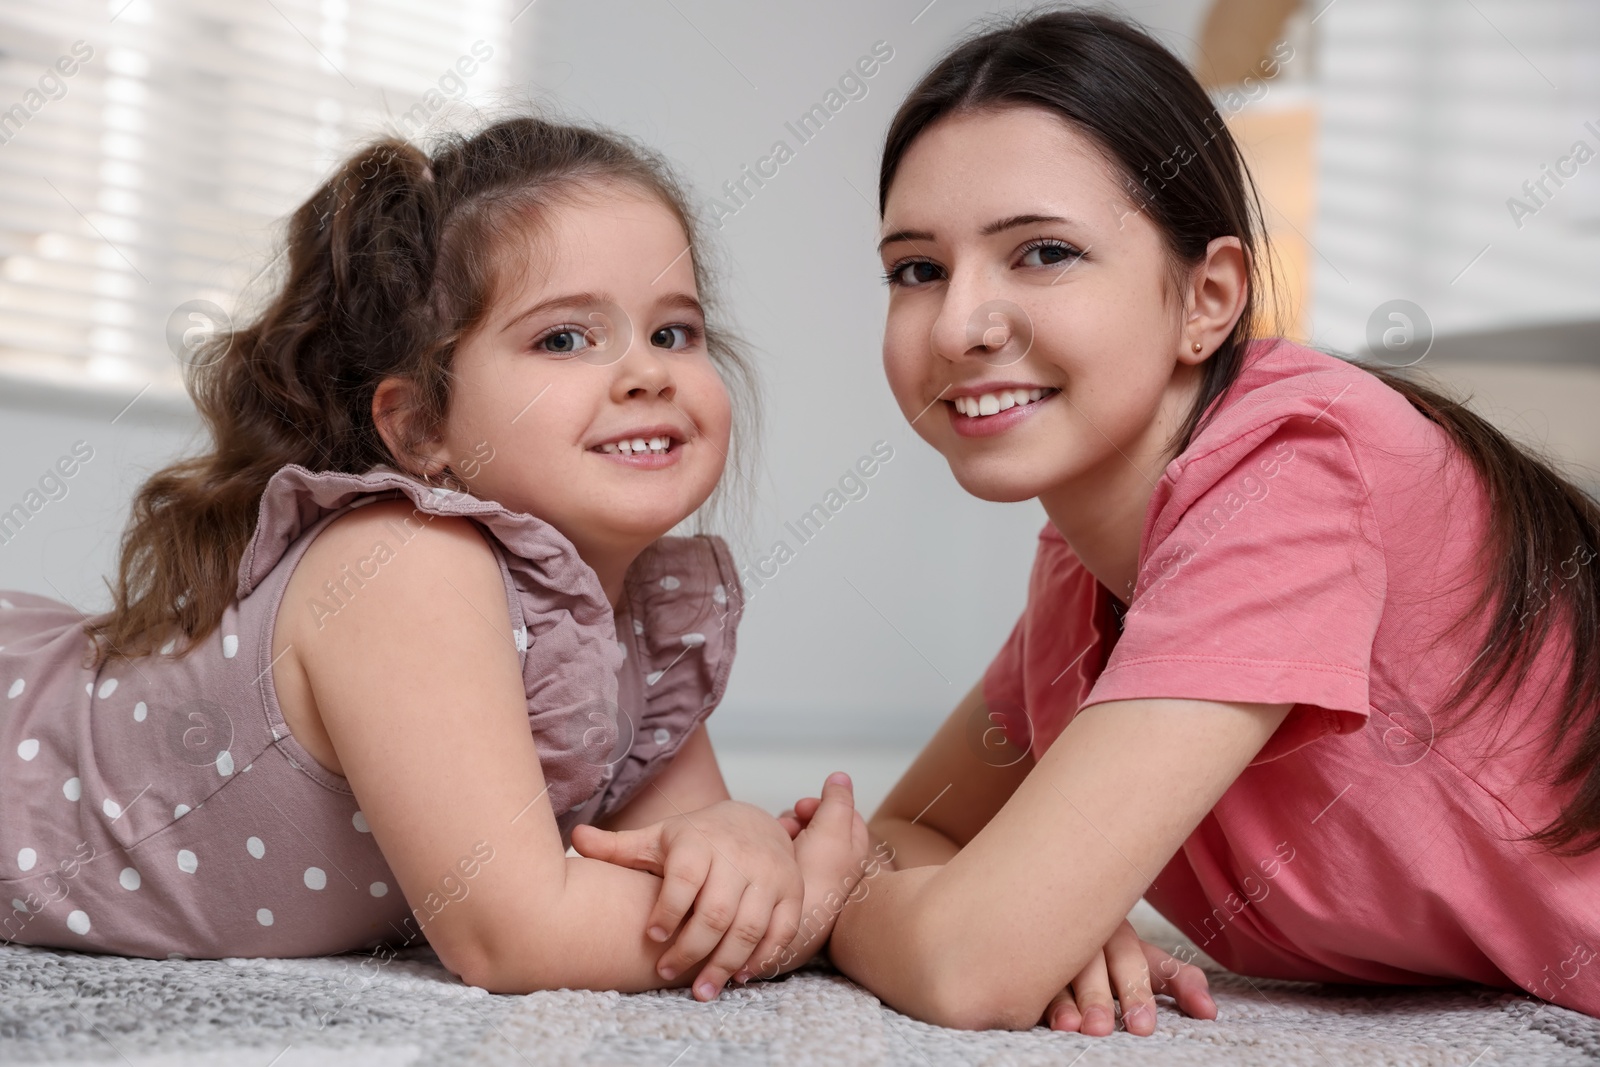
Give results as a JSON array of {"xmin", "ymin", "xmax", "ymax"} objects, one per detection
[{"xmin": 570, "ymin": 773, "xmax": 869, "ymax": 1001}]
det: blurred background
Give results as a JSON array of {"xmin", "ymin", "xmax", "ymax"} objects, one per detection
[{"xmin": 0, "ymin": 0, "xmax": 1596, "ymax": 815}]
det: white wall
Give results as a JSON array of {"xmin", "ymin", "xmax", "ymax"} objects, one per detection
[{"xmin": 0, "ymin": 382, "xmax": 199, "ymax": 611}]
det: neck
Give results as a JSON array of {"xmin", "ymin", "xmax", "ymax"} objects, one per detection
[
  {"xmin": 587, "ymin": 548, "xmax": 637, "ymax": 611},
  {"xmin": 1037, "ymin": 365, "xmax": 1203, "ymax": 607}
]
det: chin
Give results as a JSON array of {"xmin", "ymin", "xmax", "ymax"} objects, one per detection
[{"xmin": 947, "ymin": 457, "xmax": 1053, "ymax": 504}]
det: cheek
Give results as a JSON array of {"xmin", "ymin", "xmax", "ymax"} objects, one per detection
[{"xmin": 880, "ymin": 310, "xmax": 927, "ymax": 412}]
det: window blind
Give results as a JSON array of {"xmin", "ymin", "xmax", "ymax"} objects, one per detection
[{"xmin": 0, "ymin": 0, "xmax": 515, "ymax": 403}]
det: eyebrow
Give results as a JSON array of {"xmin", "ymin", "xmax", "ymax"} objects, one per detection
[
  {"xmin": 878, "ymin": 213, "xmax": 1080, "ymax": 253},
  {"xmin": 499, "ymin": 290, "xmax": 704, "ymax": 334},
  {"xmin": 981, "ymin": 213, "xmax": 1075, "ymax": 236}
]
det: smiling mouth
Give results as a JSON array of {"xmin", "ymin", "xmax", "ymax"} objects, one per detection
[
  {"xmin": 592, "ymin": 435, "xmax": 681, "ymax": 456},
  {"xmin": 949, "ymin": 387, "xmax": 1058, "ymax": 418}
]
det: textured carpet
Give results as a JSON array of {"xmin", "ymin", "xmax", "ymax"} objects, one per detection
[{"xmin": 3, "ymin": 902, "xmax": 1597, "ymax": 1065}]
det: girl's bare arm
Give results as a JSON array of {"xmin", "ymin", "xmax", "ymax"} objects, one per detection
[{"xmin": 283, "ymin": 502, "xmax": 698, "ymax": 993}]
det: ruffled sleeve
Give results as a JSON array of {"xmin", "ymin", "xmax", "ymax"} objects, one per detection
[{"xmin": 598, "ymin": 534, "xmax": 744, "ymax": 813}]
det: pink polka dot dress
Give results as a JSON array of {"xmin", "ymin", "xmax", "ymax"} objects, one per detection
[{"xmin": 0, "ymin": 465, "xmax": 743, "ymax": 960}]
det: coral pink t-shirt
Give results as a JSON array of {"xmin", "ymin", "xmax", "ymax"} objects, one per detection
[{"xmin": 983, "ymin": 339, "xmax": 1600, "ymax": 1014}]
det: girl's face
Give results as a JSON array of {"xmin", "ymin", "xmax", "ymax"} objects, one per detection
[
  {"xmin": 879, "ymin": 106, "xmax": 1208, "ymax": 505},
  {"xmin": 430, "ymin": 187, "xmax": 731, "ymax": 569}
]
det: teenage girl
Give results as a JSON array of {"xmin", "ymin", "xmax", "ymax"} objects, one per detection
[
  {"xmin": 0, "ymin": 116, "xmax": 883, "ymax": 1002},
  {"xmin": 792, "ymin": 9, "xmax": 1600, "ymax": 1034}
]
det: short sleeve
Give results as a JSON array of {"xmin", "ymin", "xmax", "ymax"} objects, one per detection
[{"xmin": 1082, "ymin": 418, "xmax": 1387, "ymax": 764}]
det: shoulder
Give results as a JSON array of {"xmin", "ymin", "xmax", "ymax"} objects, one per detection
[
  {"xmin": 283, "ymin": 500, "xmax": 505, "ymax": 650},
  {"xmin": 1184, "ymin": 340, "xmax": 1424, "ymax": 471}
]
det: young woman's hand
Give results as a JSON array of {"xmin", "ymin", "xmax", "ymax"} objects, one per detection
[
  {"xmin": 570, "ymin": 799, "xmax": 804, "ymax": 1000},
  {"xmin": 744, "ymin": 772, "xmax": 876, "ymax": 979},
  {"xmin": 1045, "ymin": 919, "xmax": 1216, "ymax": 1036}
]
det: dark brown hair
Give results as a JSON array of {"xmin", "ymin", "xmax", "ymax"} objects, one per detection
[
  {"xmin": 92, "ymin": 116, "xmax": 756, "ymax": 663},
  {"xmin": 880, "ymin": 8, "xmax": 1600, "ymax": 854}
]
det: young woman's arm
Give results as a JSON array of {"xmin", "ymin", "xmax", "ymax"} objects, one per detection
[
  {"xmin": 828, "ymin": 694, "xmax": 1291, "ymax": 1030},
  {"xmin": 869, "ymin": 679, "xmax": 1034, "ymax": 868},
  {"xmin": 281, "ymin": 502, "xmax": 705, "ymax": 993}
]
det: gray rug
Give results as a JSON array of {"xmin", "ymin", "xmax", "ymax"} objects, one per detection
[{"xmin": 3, "ymin": 903, "xmax": 1597, "ymax": 1065}]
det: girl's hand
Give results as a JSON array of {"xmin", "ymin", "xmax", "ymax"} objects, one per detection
[
  {"xmin": 570, "ymin": 800, "xmax": 804, "ymax": 1000},
  {"xmin": 746, "ymin": 772, "xmax": 874, "ymax": 979},
  {"xmin": 1045, "ymin": 919, "xmax": 1216, "ymax": 1036}
]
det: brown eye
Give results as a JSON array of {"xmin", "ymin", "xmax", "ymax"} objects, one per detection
[{"xmin": 651, "ymin": 325, "xmax": 691, "ymax": 349}]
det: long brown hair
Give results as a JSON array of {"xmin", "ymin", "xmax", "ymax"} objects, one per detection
[
  {"xmin": 881, "ymin": 8, "xmax": 1600, "ymax": 855},
  {"xmin": 93, "ymin": 116, "xmax": 757, "ymax": 664}
]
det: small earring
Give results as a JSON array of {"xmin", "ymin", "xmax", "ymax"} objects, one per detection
[{"xmin": 1191, "ymin": 341, "xmax": 1203, "ymax": 353}]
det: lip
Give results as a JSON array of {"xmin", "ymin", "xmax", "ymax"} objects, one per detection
[
  {"xmin": 945, "ymin": 388, "xmax": 1057, "ymax": 439},
  {"xmin": 588, "ymin": 422, "xmax": 689, "ymax": 469}
]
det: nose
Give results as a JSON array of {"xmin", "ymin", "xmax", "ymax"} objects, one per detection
[
  {"xmin": 929, "ymin": 267, "xmax": 1017, "ymax": 364},
  {"xmin": 609, "ymin": 323, "xmax": 675, "ymax": 403}
]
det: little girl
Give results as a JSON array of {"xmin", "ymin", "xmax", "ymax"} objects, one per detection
[
  {"xmin": 0, "ymin": 116, "xmax": 874, "ymax": 1002},
  {"xmin": 808, "ymin": 8, "xmax": 1600, "ymax": 1035}
]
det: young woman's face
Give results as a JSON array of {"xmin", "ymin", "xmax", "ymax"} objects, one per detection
[
  {"xmin": 436, "ymin": 187, "xmax": 731, "ymax": 561},
  {"xmin": 879, "ymin": 106, "xmax": 1201, "ymax": 504}
]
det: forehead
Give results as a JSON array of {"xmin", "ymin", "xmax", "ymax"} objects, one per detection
[
  {"xmin": 882, "ymin": 106, "xmax": 1131, "ymax": 232},
  {"xmin": 504, "ymin": 184, "xmax": 698, "ymax": 295}
]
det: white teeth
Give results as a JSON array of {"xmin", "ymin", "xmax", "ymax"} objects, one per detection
[
  {"xmin": 954, "ymin": 388, "xmax": 1053, "ymax": 418},
  {"xmin": 598, "ymin": 435, "xmax": 674, "ymax": 455}
]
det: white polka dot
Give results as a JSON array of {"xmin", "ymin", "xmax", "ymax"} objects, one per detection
[
  {"xmin": 645, "ymin": 670, "xmax": 664, "ymax": 686},
  {"xmin": 159, "ymin": 639, "xmax": 176, "ymax": 655},
  {"xmin": 0, "ymin": 598, "xmax": 12, "ymax": 609},
  {"xmin": 6, "ymin": 679, "xmax": 22, "ymax": 699},
  {"xmin": 653, "ymin": 727, "xmax": 671, "ymax": 746},
  {"xmin": 633, "ymin": 618, "xmax": 645, "ymax": 636},
  {"xmin": 215, "ymin": 749, "xmax": 234, "ymax": 777},
  {"xmin": 167, "ymin": 952, "xmax": 186, "ymax": 960},
  {"xmin": 303, "ymin": 867, "xmax": 326, "ymax": 891},
  {"xmin": 351, "ymin": 811, "xmax": 370, "ymax": 833},
  {"xmin": 119, "ymin": 867, "xmax": 141, "ymax": 891},
  {"xmin": 176, "ymin": 849, "xmax": 198, "ymax": 874},
  {"xmin": 660, "ymin": 575, "xmax": 681, "ymax": 591},
  {"xmin": 85, "ymin": 682, "xmax": 92, "ymax": 695},
  {"xmin": 256, "ymin": 908, "xmax": 274, "ymax": 927},
  {"xmin": 514, "ymin": 625, "xmax": 528, "ymax": 652},
  {"xmin": 243, "ymin": 763, "xmax": 252, "ymax": 773},
  {"xmin": 66, "ymin": 909, "xmax": 90, "ymax": 935},
  {"xmin": 618, "ymin": 640, "xmax": 627, "ymax": 659},
  {"xmin": 681, "ymin": 632, "xmax": 705, "ymax": 647},
  {"xmin": 370, "ymin": 881, "xmax": 388, "ymax": 897},
  {"xmin": 62, "ymin": 777, "xmax": 80, "ymax": 801},
  {"xmin": 133, "ymin": 701, "xmax": 147, "ymax": 722},
  {"xmin": 17, "ymin": 848, "xmax": 37, "ymax": 872},
  {"xmin": 222, "ymin": 634, "xmax": 239, "ymax": 658},
  {"xmin": 11, "ymin": 899, "xmax": 26, "ymax": 913},
  {"xmin": 246, "ymin": 836, "xmax": 264, "ymax": 859},
  {"xmin": 712, "ymin": 584, "xmax": 728, "ymax": 605},
  {"xmin": 102, "ymin": 797, "xmax": 121, "ymax": 819},
  {"xmin": 97, "ymin": 678, "xmax": 118, "ymax": 699},
  {"xmin": 17, "ymin": 738, "xmax": 39, "ymax": 761},
  {"xmin": 173, "ymin": 804, "xmax": 190, "ymax": 819}
]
